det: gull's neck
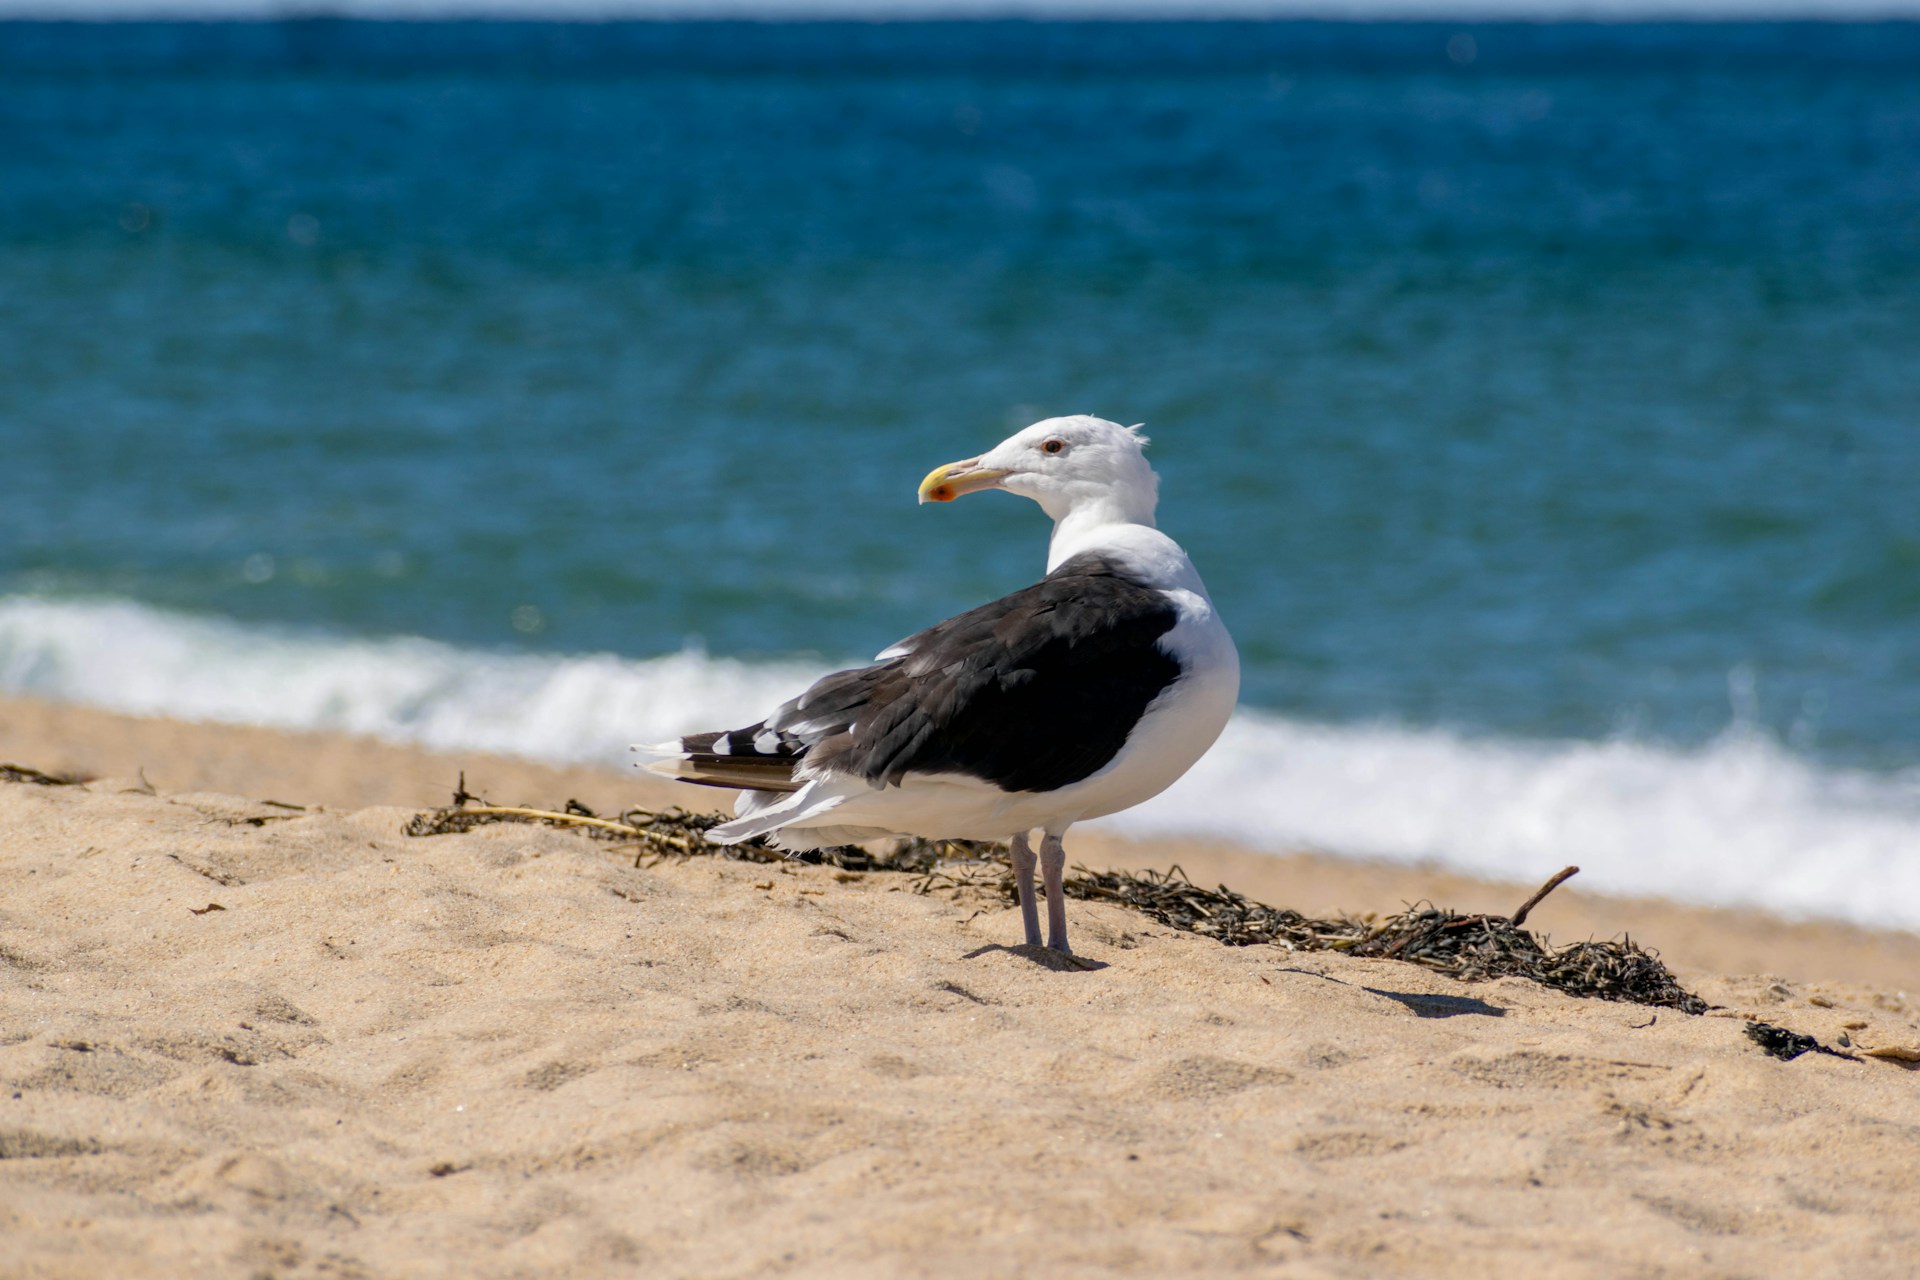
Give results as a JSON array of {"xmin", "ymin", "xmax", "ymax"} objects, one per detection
[{"xmin": 1044, "ymin": 491, "xmax": 1165, "ymax": 576}]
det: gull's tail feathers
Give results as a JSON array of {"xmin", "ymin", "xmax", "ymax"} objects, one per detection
[
  {"xmin": 707, "ymin": 782, "xmax": 848, "ymax": 845},
  {"xmin": 631, "ymin": 729, "xmax": 805, "ymax": 794}
]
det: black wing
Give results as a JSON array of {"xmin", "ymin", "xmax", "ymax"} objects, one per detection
[
  {"xmin": 776, "ymin": 552, "xmax": 1183, "ymax": 793},
  {"xmin": 667, "ymin": 553, "xmax": 1183, "ymax": 796}
]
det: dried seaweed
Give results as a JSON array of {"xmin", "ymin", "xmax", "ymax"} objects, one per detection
[
  {"xmin": 401, "ymin": 776, "xmax": 996, "ymax": 872},
  {"xmin": 1744, "ymin": 1020, "xmax": 1858, "ymax": 1062},
  {"xmin": 1, "ymin": 763, "xmax": 83, "ymax": 786},
  {"xmin": 403, "ymin": 778, "xmax": 742, "ymax": 863},
  {"xmin": 1065, "ymin": 864, "xmax": 1708, "ymax": 1014},
  {"xmin": 405, "ymin": 785, "xmax": 1708, "ymax": 1015}
]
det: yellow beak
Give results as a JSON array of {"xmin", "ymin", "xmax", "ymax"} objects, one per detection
[{"xmin": 918, "ymin": 458, "xmax": 1012, "ymax": 504}]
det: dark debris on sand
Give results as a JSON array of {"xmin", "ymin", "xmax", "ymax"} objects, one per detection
[
  {"xmin": 1744, "ymin": 1020, "xmax": 1858, "ymax": 1062},
  {"xmin": 1, "ymin": 763, "xmax": 84, "ymax": 786},
  {"xmin": 1062, "ymin": 864, "xmax": 1710, "ymax": 1015},
  {"xmin": 405, "ymin": 784, "xmax": 1710, "ymax": 1016}
]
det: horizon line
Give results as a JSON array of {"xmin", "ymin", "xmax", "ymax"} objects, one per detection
[{"xmin": 11, "ymin": 2, "xmax": 1920, "ymax": 21}]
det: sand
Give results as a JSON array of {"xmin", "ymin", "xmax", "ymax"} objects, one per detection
[{"xmin": 2, "ymin": 696, "xmax": 1917, "ymax": 1278}]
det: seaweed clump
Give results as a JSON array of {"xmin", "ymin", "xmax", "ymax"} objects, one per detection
[
  {"xmin": 1744, "ymin": 1020, "xmax": 1858, "ymax": 1062},
  {"xmin": 405, "ymin": 786, "xmax": 1706, "ymax": 1015},
  {"xmin": 1064, "ymin": 864, "xmax": 1708, "ymax": 1015}
]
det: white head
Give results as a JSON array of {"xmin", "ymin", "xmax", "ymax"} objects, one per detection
[{"xmin": 917, "ymin": 415, "xmax": 1159, "ymax": 528}]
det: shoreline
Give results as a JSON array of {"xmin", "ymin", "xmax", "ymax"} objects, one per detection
[{"xmin": 3, "ymin": 692, "xmax": 1916, "ymax": 989}]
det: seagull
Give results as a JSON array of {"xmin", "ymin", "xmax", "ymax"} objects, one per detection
[{"xmin": 637, "ymin": 416, "xmax": 1239, "ymax": 955}]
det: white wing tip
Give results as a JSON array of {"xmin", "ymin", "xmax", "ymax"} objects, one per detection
[{"xmin": 632, "ymin": 742, "xmax": 691, "ymax": 776}]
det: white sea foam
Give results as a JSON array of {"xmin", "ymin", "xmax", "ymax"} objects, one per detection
[
  {"xmin": 5, "ymin": 595, "xmax": 1918, "ymax": 929},
  {"xmin": 1116, "ymin": 715, "xmax": 1920, "ymax": 930},
  {"xmin": 0, "ymin": 596, "xmax": 819, "ymax": 764}
]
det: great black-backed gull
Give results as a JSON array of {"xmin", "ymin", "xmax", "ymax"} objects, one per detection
[{"xmin": 637, "ymin": 416, "xmax": 1239, "ymax": 955}]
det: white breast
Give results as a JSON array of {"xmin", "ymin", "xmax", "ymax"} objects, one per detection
[{"xmin": 1046, "ymin": 586, "xmax": 1239, "ymax": 824}]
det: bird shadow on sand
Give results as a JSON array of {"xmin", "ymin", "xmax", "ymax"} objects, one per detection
[
  {"xmin": 1267, "ymin": 967, "xmax": 1504, "ymax": 1018},
  {"xmin": 1362, "ymin": 987, "xmax": 1506, "ymax": 1019},
  {"xmin": 963, "ymin": 943, "xmax": 1108, "ymax": 972}
]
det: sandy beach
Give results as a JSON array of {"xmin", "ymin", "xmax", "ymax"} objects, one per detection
[{"xmin": 3, "ymin": 695, "xmax": 1917, "ymax": 1278}]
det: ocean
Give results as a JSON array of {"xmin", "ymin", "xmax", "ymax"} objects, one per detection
[{"xmin": 4, "ymin": 19, "xmax": 1918, "ymax": 926}]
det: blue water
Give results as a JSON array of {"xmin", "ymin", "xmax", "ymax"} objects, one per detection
[{"xmin": 4, "ymin": 20, "xmax": 1920, "ymax": 922}]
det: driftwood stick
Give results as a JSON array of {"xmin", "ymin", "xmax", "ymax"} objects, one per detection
[
  {"xmin": 1510, "ymin": 865, "xmax": 1580, "ymax": 929},
  {"xmin": 453, "ymin": 805, "xmax": 653, "ymax": 838}
]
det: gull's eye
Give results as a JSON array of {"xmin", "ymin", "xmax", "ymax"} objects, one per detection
[{"xmin": 1041, "ymin": 438, "xmax": 1066, "ymax": 455}]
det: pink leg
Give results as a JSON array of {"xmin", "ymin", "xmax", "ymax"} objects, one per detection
[
  {"xmin": 1009, "ymin": 831, "xmax": 1042, "ymax": 947},
  {"xmin": 1040, "ymin": 831, "xmax": 1071, "ymax": 954}
]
